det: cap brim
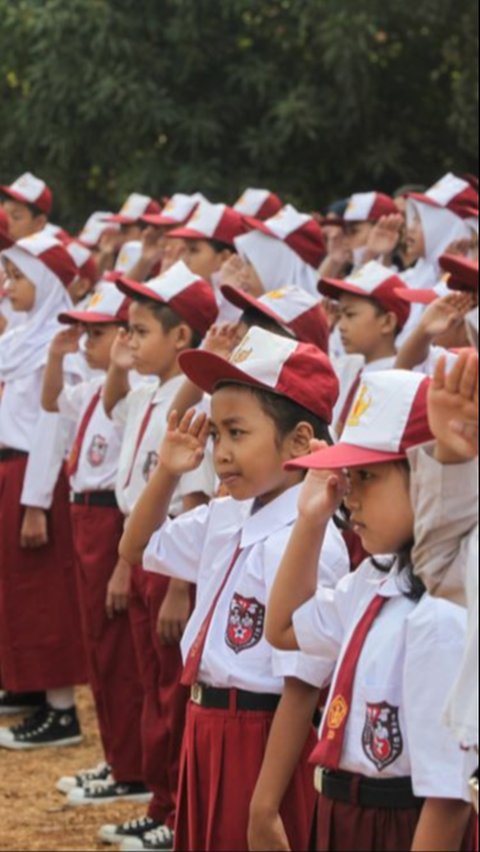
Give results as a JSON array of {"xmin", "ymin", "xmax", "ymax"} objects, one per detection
[
  {"xmin": 241, "ymin": 215, "xmax": 274, "ymax": 237},
  {"xmin": 58, "ymin": 310, "xmax": 123, "ymax": 325},
  {"xmin": 285, "ymin": 443, "xmax": 405, "ymax": 471},
  {"xmin": 394, "ymin": 287, "xmax": 437, "ymax": 305},
  {"xmin": 318, "ymin": 277, "xmax": 367, "ymax": 300},
  {"xmin": 439, "ymin": 254, "xmax": 479, "ymax": 292},
  {"xmin": 0, "ymin": 227, "xmax": 14, "ymax": 250},
  {"xmin": 220, "ymin": 284, "xmax": 285, "ymax": 326},
  {"xmin": 105, "ymin": 214, "xmax": 139, "ymax": 225},
  {"xmin": 111, "ymin": 274, "xmax": 167, "ymax": 304},
  {"xmin": 179, "ymin": 348, "xmax": 268, "ymax": 397},
  {"xmin": 141, "ymin": 214, "xmax": 179, "ymax": 227},
  {"xmin": 1, "ymin": 187, "xmax": 39, "ymax": 210},
  {"xmin": 166, "ymin": 225, "xmax": 209, "ymax": 240}
]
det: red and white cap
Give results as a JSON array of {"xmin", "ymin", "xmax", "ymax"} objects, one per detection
[
  {"xmin": 329, "ymin": 192, "xmax": 397, "ymax": 225},
  {"xmin": 168, "ymin": 200, "xmax": 247, "ymax": 246},
  {"xmin": 0, "ymin": 171, "xmax": 53, "ymax": 215},
  {"xmin": 142, "ymin": 192, "xmax": 206, "ymax": 227},
  {"xmin": 1, "ymin": 231, "xmax": 77, "ymax": 288},
  {"xmin": 394, "ymin": 255, "xmax": 478, "ymax": 305},
  {"xmin": 244, "ymin": 204, "xmax": 326, "ymax": 268},
  {"xmin": 113, "ymin": 259, "xmax": 218, "ymax": 337},
  {"xmin": 64, "ymin": 239, "xmax": 99, "ymax": 286},
  {"xmin": 221, "ymin": 284, "xmax": 329, "ymax": 352},
  {"xmin": 233, "ymin": 188, "xmax": 283, "ymax": 220},
  {"xmin": 43, "ymin": 222, "xmax": 70, "ymax": 243},
  {"xmin": 319, "ymin": 260, "xmax": 411, "ymax": 329},
  {"xmin": 179, "ymin": 325, "xmax": 339, "ymax": 423},
  {"xmin": 114, "ymin": 240, "xmax": 143, "ymax": 274},
  {"xmin": 77, "ymin": 211, "xmax": 119, "ymax": 247},
  {"xmin": 408, "ymin": 173, "xmax": 479, "ymax": 220},
  {"xmin": 0, "ymin": 207, "xmax": 11, "ymax": 250},
  {"xmin": 286, "ymin": 370, "xmax": 432, "ymax": 471},
  {"xmin": 58, "ymin": 280, "xmax": 130, "ymax": 325},
  {"xmin": 107, "ymin": 193, "xmax": 161, "ymax": 224}
]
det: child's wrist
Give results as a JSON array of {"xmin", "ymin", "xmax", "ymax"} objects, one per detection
[{"xmin": 433, "ymin": 441, "xmax": 470, "ymax": 465}]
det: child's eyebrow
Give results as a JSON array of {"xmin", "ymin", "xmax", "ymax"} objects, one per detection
[{"xmin": 210, "ymin": 416, "xmax": 247, "ymax": 428}]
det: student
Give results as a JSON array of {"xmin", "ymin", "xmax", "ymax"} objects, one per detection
[
  {"xmin": 64, "ymin": 239, "xmax": 99, "ymax": 305},
  {"xmin": 0, "ymin": 171, "xmax": 52, "ymax": 241},
  {"xmin": 265, "ymin": 369, "xmax": 476, "ymax": 852},
  {"xmin": 319, "ymin": 191, "xmax": 399, "ymax": 272},
  {"xmin": 409, "ymin": 350, "xmax": 478, "ymax": 810},
  {"xmin": 41, "ymin": 281, "xmax": 151, "ymax": 807},
  {"xmin": 88, "ymin": 262, "xmax": 218, "ymax": 849},
  {"xmin": 318, "ymin": 260, "xmax": 411, "ymax": 434},
  {"xmin": 0, "ymin": 232, "xmax": 87, "ymax": 746},
  {"xmin": 97, "ymin": 193, "xmax": 162, "ymax": 275},
  {"xmin": 119, "ymin": 326, "xmax": 350, "ymax": 852}
]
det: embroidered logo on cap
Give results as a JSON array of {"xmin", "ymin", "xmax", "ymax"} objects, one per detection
[
  {"xmin": 231, "ymin": 345, "xmax": 253, "ymax": 364},
  {"xmin": 264, "ymin": 289, "xmax": 288, "ymax": 301},
  {"xmin": 347, "ymin": 385, "xmax": 372, "ymax": 427},
  {"xmin": 88, "ymin": 292, "xmax": 104, "ymax": 309}
]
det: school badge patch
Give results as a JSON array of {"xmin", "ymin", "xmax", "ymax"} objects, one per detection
[
  {"xmin": 362, "ymin": 701, "xmax": 403, "ymax": 771},
  {"xmin": 87, "ymin": 434, "xmax": 107, "ymax": 467},
  {"xmin": 225, "ymin": 593, "xmax": 265, "ymax": 654},
  {"xmin": 142, "ymin": 450, "xmax": 158, "ymax": 482}
]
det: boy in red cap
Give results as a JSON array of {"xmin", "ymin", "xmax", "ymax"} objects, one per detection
[
  {"xmin": 266, "ymin": 369, "xmax": 476, "ymax": 852},
  {"xmin": 41, "ymin": 281, "xmax": 150, "ymax": 808},
  {"xmin": 318, "ymin": 260, "xmax": 411, "ymax": 435},
  {"xmin": 0, "ymin": 171, "xmax": 52, "ymax": 242},
  {"xmin": 120, "ymin": 325, "xmax": 349, "ymax": 852}
]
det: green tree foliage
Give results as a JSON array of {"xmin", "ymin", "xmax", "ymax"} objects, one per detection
[{"xmin": 0, "ymin": 0, "xmax": 477, "ymax": 229}]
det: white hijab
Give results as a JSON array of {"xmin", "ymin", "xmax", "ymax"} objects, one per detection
[
  {"xmin": 406, "ymin": 199, "xmax": 473, "ymax": 269},
  {"xmin": 234, "ymin": 231, "xmax": 319, "ymax": 296},
  {"xmin": 0, "ymin": 245, "xmax": 73, "ymax": 382}
]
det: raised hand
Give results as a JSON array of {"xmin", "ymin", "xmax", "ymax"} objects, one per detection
[
  {"xmin": 218, "ymin": 253, "xmax": 246, "ymax": 289},
  {"xmin": 203, "ymin": 322, "xmax": 240, "ymax": 358},
  {"xmin": 158, "ymin": 409, "xmax": 210, "ymax": 475},
  {"xmin": 49, "ymin": 326, "xmax": 83, "ymax": 357},
  {"xmin": 297, "ymin": 440, "xmax": 349, "ymax": 525},
  {"xmin": 365, "ymin": 213, "xmax": 403, "ymax": 259},
  {"xmin": 419, "ymin": 292, "xmax": 475, "ymax": 339},
  {"xmin": 161, "ymin": 238, "xmax": 187, "ymax": 273},
  {"xmin": 109, "ymin": 327, "xmax": 135, "ymax": 370},
  {"xmin": 429, "ymin": 351, "xmax": 478, "ymax": 463}
]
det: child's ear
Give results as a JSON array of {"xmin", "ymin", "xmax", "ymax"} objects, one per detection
[
  {"xmin": 380, "ymin": 311, "xmax": 399, "ymax": 337},
  {"xmin": 287, "ymin": 422, "xmax": 315, "ymax": 458},
  {"xmin": 174, "ymin": 322, "xmax": 195, "ymax": 350}
]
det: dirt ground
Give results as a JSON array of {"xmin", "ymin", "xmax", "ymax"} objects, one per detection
[{"xmin": 0, "ymin": 687, "xmax": 146, "ymax": 852}]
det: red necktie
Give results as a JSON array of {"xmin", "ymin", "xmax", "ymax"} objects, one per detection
[
  {"xmin": 123, "ymin": 399, "xmax": 156, "ymax": 489},
  {"xmin": 335, "ymin": 369, "xmax": 362, "ymax": 437},
  {"xmin": 309, "ymin": 593, "xmax": 387, "ymax": 769},
  {"xmin": 181, "ymin": 544, "xmax": 242, "ymax": 686},
  {"xmin": 67, "ymin": 387, "xmax": 102, "ymax": 477}
]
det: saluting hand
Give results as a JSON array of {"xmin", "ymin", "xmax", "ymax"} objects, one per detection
[
  {"xmin": 429, "ymin": 350, "xmax": 478, "ymax": 463},
  {"xmin": 158, "ymin": 409, "xmax": 210, "ymax": 476},
  {"xmin": 297, "ymin": 440, "xmax": 349, "ymax": 526}
]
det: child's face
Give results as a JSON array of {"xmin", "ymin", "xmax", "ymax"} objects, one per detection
[
  {"xmin": 83, "ymin": 323, "xmax": 119, "ymax": 371},
  {"xmin": 344, "ymin": 462, "xmax": 414, "ymax": 554},
  {"xmin": 237, "ymin": 260, "xmax": 264, "ymax": 297},
  {"xmin": 127, "ymin": 301, "xmax": 182, "ymax": 381},
  {"xmin": 337, "ymin": 294, "xmax": 395, "ymax": 360},
  {"xmin": 405, "ymin": 208, "xmax": 425, "ymax": 263},
  {"xmin": 182, "ymin": 239, "xmax": 230, "ymax": 281},
  {"xmin": 3, "ymin": 259, "xmax": 36, "ymax": 311},
  {"xmin": 344, "ymin": 221, "xmax": 373, "ymax": 250},
  {"xmin": 3, "ymin": 200, "xmax": 45, "ymax": 242},
  {"xmin": 210, "ymin": 387, "xmax": 300, "ymax": 504}
]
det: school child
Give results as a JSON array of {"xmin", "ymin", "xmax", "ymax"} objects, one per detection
[
  {"xmin": 40, "ymin": 280, "xmax": 150, "ymax": 806},
  {"xmin": 77, "ymin": 210, "xmax": 120, "ymax": 256},
  {"xmin": 64, "ymin": 239, "xmax": 99, "ymax": 305},
  {"xmin": 265, "ymin": 368, "xmax": 476, "ymax": 852},
  {"xmin": 410, "ymin": 349, "xmax": 478, "ymax": 810},
  {"xmin": 133, "ymin": 192, "xmax": 207, "ymax": 282},
  {"xmin": 0, "ymin": 171, "xmax": 53, "ymax": 242},
  {"xmin": 320, "ymin": 191, "xmax": 399, "ymax": 271},
  {"xmin": 97, "ymin": 193, "xmax": 162, "ymax": 275},
  {"xmin": 0, "ymin": 232, "xmax": 87, "ymax": 744},
  {"xmin": 119, "ymin": 325, "xmax": 350, "ymax": 852},
  {"xmin": 233, "ymin": 203, "xmax": 326, "ymax": 297},
  {"xmin": 317, "ymin": 260, "xmax": 411, "ymax": 434},
  {"xmin": 233, "ymin": 187, "xmax": 283, "ymax": 220},
  {"xmin": 87, "ymin": 262, "xmax": 218, "ymax": 849}
]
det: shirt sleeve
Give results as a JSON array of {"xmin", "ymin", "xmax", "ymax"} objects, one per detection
[
  {"xmin": 293, "ymin": 567, "xmax": 362, "ymax": 661},
  {"xmin": 409, "ymin": 442, "xmax": 478, "ymax": 605},
  {"xmin": 143, "ymin": 502, "xmax": 211, "ymax": 583},
  {"xmin": 57, "ymin": 381, "xmax": 91, "ymax": 422},
  {"xmin": 20, "ymin": 410, "xmax": 74, "ymax": 509},
  {"xmin": 404, "ymin": 596, "xmax": 476, "ymax": 800}
]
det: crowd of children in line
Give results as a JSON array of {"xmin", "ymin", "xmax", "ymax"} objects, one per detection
[{"xmin": 0, "ymin": 169, "xmax": 478, "ymax": 852}]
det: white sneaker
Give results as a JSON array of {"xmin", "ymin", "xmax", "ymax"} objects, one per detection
[
  {"xmin": 120, "ymin": 825, "xmax": 174, "ymax": 851},
  {"xmin": 57, "ymin": 761, "xmax": 112, "ymax": 794},
  {"xmin": 98, "ymin": 816, "xmax": 160, "ymax": 845},
  {"xmin": 67, "ymin": 779, "xmax": 153, "ymax": 806}
]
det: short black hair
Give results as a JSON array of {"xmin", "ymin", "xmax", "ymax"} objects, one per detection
[
  {"xmin": 130, "ymin": 295, "xmax": 202, "ymax": 348},
  {"xmin": 209, "ymin": 238, "xmax": 236, "ymax": 254},
  {"xmin": 240, "ymin": 307, "xmax": 293, "ymax": 340}
]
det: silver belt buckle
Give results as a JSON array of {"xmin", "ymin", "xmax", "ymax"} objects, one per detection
[
  {"xmin": 314, "ymin": 766, "xmax": 324, "ymax": 794},
  {"xmin": 469, "ymin": 774, "xmax": 479, "ymax": 814},
  {"xmin": 191, "ymin": 683, "xmax": 203, "ymax": 706}
]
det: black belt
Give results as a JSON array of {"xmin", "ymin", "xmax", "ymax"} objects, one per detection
[
  {"xmin": 72, "ymin": 491, "xmax": 118, "ymax": 508},
  {"xmin": 314, "ymin": 767, "xmax": 423, "ymax": 809},
  {"xmin": 190, "ymin": 683, "xmax": 280, "ymax": 712},
  {"xmin": 0, "ymin": 448, "xmax": 28, "ymax": 462}
]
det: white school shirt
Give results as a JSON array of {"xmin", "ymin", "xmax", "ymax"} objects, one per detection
[
  {"xmin": 331, "ymin": 355, "xmax": 396, "ymax": 432},
  {"xmin": 0, "ymin": 368, "xmax": 45, "ymax": 451},
  {"xmin": 144, "ymin": 484, "xmax": 349, "ymax": 693},
  {"xmin": 293, "ymin": 559, "xmax": 475, "ymax": 800},
  {"xmin": 58, "ymin": 377, "xmax": 124, "ymax": 493},
  {"xmin": 113, "ymin": 375, "xmax": 215, "ymax": 517}
]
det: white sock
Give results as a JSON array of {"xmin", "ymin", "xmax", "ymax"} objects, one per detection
[{"xmin": 46, "ymin": 687, "xmax": 75, "ymax": 710}]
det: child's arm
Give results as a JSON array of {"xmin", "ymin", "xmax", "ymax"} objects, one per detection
[
  {"xmin": 411, "ymin": 797, "xmax": 472, "ymax": 851},
  {"xmin": 119, "ymin": 408, "xmax": 210, "ymax": 565},
  {"xmin": 42, "ymin": 327, "xmax": 83, "ymax": 412},
  {"xmin": 395, "ymin": 292, "xmax": 473, "ymax": 370},
  {"xmin": 266, "ymin": 442, "xmax": 348, "ymax": 651},
  {"xmin": 248, "ymin": 677, "xmax": 319, "ymax": 852},
  {"xmin": 103, "ymin": 328, "xmax": 133, "ymax": 416}
]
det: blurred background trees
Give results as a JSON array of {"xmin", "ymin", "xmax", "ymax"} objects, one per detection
[{"xmin": 0, "ymin": 0, "xmax": 477, "ymax": 229}]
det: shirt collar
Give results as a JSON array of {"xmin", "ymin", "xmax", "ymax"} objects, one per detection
[
  {"xmin": 369, "ymin": 558, "xmax": 409, "ymax": 598},
  {"xmin": 152, "ymin": 373, "xmax": 185, "ymax": 404},
  {"xmin": 363, "ymin": 355, "xmax": 396, "ymax": 373},
  {"xmin": 240, "ymin": 483, "xmax": 301, "ymax": 548}
]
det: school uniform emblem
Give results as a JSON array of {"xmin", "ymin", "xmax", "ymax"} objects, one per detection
[
  {"xmin": 362, "ymin": 701, "xmax": 403, "ymax": 771},
  {"xmin": 225, "ymin": 593, "xmax": 265, "ymax": 654},
  {"xmin": 87, "ymin": 434, "xmax": 107, "ymax": 467},
  {"xmin": 142, "ymin": 450, "xmax": 158, "ymax": 481}
]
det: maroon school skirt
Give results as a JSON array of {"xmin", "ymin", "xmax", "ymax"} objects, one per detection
[
  {"xmin": 174, "ymin": 698, "xmax": 317, "ymax": 852},
  {"xmin": 0, "ymin": 454, "xmax": 86, "ymax": 691}
]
